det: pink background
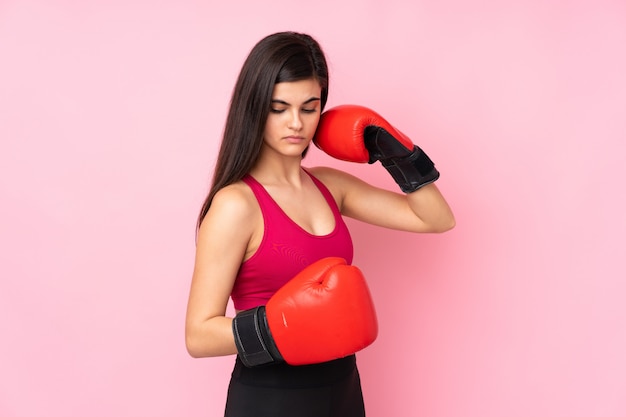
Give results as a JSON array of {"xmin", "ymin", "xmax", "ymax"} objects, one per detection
[{"xmin": 1, "ymin": 1, "xmax": 625, "ymax": 416}]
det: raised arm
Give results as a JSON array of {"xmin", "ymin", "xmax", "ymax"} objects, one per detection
[
  {"xmin": 309, "ymin": 167, "xmax": 454, "ymax": 233},
  {"xmin": 311, "ymin": 105, "xmax": 455, "ymax": 233}
]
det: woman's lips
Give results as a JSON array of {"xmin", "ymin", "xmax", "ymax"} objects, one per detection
[{"xmin": 285, "ymin": 135, "xmax": 306, "ymax": 144}]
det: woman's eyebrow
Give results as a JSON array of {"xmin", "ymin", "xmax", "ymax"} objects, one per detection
[{"xmin": 271, "ymin": 97, "xmax": 321, "ymax": 105}]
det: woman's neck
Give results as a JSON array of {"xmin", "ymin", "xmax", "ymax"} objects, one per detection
[
  {"xmin": 249, "ymin": 153, "xmax": 305, "ymax": 187},
  {"xmin": 250, "ymin": 145, "xmax": 303, "ymax": 184}
]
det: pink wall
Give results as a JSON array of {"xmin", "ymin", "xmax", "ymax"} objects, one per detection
[{"xmin": 1, "ymin": 1, "xmax": 625, "ymax": 416}]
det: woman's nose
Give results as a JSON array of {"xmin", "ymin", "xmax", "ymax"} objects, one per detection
[{"xmin": 288, "ymin": 110, "xmax": 303, "ymax": 130}]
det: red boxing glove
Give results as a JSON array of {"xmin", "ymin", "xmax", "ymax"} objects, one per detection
[
  {"xmin": 313, "ymin": 104, "xmax": 440, "ymax": 193},
  {"xmin": 232, "ymin": 257, "xmax": 378, "ymax": 367}
]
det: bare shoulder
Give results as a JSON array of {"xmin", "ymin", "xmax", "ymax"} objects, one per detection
[
  {"xmin": 307, "ymin": 166, "xmax": 368, "ymax": 193},
  {"xmin": 198, "ymin": 181, "xmax": 258, "ymax": 240},
  {"xmin": 306, "ymin": 166, "xmax": 369, "ymax": 211},
  {"xmin": 306, "ymin": 165, "xmax": 338, "ymax": 180},
  {"xmin": 306, "ymin": 166, "xmax": 342, "ymax": 195},
  {"xmin": 210, "ymin": 181, "xmax": 257, "ymax": 216},
  {"xmin": 307, "ymin": 166, "xmax": 356, "ymax": 187}
]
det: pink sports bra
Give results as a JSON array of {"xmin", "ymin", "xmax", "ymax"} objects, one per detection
[{"xmin": 231, "ymin": 170, "xmax": 354, "ymax": 311}]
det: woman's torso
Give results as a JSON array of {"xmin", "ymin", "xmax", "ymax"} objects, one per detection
[{"xmin": 230, "ymin": 169, "xmax": 353, "ymax": 311}]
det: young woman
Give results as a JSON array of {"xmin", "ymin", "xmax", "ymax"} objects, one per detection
[{"xmin": 185, "ymin": 31, "xmax": 455, "ymax": 417}]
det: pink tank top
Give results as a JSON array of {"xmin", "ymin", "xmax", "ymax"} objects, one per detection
[{"xmin": 231, "ymin": 170, "xmax": 354, "ymax": 311}]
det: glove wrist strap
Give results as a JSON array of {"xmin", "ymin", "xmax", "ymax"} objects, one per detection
[
  {"xmin": 232, "ymin": 306, "xmax": 284, "ymax": 367},
  {"xmin": 381, "ymin": 146, "xmax": 440, "ymax": 193},
  {"xmin": 364, "ymin": 126, "xmax": 440, "ymax": 193}
]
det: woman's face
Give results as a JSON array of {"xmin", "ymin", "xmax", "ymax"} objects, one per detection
[{"xmin": 262, "ymin": 78, "xmax": 322, "ymax": 158}]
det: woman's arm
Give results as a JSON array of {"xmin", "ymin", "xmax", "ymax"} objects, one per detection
[
  {"xmin": 309, "ymin": 166, "xmax": 455, "ymax": 233},
  {"xmin": 310, "ymin": 105, "xmax": 455, "ymax": 233},
  {"xmin": 185, "ymin": 184, "xmax": 257, "ymax": 358}
]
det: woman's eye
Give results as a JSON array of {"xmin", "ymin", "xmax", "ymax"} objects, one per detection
[{"xmin": 270, "ymin": 107, "xmax": 317, "ymax": 114}]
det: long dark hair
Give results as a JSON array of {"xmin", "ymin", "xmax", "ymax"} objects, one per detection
[{"xmin": 196, "ymin": 32, "xmax": 330, "ymax": 229}]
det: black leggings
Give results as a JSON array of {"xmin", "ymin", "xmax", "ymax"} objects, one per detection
[{"xmin": 224, "ymin": 355, "xmax": 366, "ymax": 417}]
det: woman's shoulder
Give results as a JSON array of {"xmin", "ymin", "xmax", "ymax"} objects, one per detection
[
  {"xmin": 306, "ymin": 166, "xmax": 361, "ymax": 190},
  {"xmin": 196, "ymin": 180, "xmax": 262, "ymax": 263},
  {"xmin": 305, "ymin": 166, "xmax": 360, "ymax": 208},
  {"xmin": 307, "ymin": 165, "xmax": 344, "ymax": 181},
  {"xmin": 205, "ymin": 180, "xmax": 259, "ymax": 229}
]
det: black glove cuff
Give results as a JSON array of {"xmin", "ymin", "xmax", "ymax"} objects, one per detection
[
  {"xmin": 381, "ymin": 146, "xmax": 440, "ymax": 193},
  {"xmin": 232, "ymin": 306, "xmax": 284, "ymax": 367}
]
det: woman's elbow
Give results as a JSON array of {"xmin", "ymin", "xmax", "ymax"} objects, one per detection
[
  {"xmin": 431, "ymin": 215, "xmax": 456, "ymax": 233},
  {"xmin": 442, "ymin": 215, "xmax": 456, "ymax": 232},
  {"xmin": 185, "ymin": 334, "xmax": 204, "ymax": 358},
  {"xmin": 185, "ymin": 325, "xmax": 214, "ymax": 358}
]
